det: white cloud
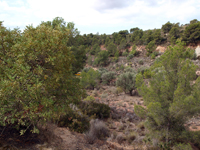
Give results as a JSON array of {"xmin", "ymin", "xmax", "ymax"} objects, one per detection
[{"xmin": 0, "ymin": 0, "xmax": 200, "ymax": 34}]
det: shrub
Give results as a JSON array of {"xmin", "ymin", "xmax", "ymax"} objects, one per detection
[
  {"xmin": 116, "ymin": 133, "xmax": 126, "ymax": 144},
  {"xmin": 134, "ymin": 105, "xmax": 147, "ymax": 119},
  {"xmin": 82, "ymin": 67, "xmax": 91, "ymax": 73},
  {"xmin": 116, "ymin": 72, "xmax": 137, "ymax": 96},
  {"xmin": 114, "ymin": 87, "xmax": 124, "ymax": 95},
  {"xmin": 93, "ymin": 50, "xmax": 109, "ymax": 66},
  {"xmin": 58, "ymin": 109, "xmax": 90, "ymax": 133},
  {"xmin": 146, "ymin": 41, "xmax": 156, "ymax": 56},
  {"xmin": 124, "ymin": 67, "xmax": 136, "ymax": 73},
  {"xmin": 107, "ymin": 42, "xmax": 117, "ymax": 56},
  {"xmin": 85, "ymin": 119, "xmax": 110, "ymax": 144},
  {"xmin": 172, "ymin": 143, "xmax": 192, "ymax": 150},
  {"xmin": 139, "ymin": 59, "xmax": 144, "ymax": 65},
  {"xmin": 83, "ymin": 96, "xmax": 95, "ymax": 102},
  {"xmin": 101, "ymin": 71, "xmax": 116, "ymax": 85},
  {"xmin": 80, "ymin": 68, "xmax": 100, "ymax": 90},
  {"xmin": 122, "ymin": 51, "xmax": 129, "ymax": 56},
  {"xmin": 0, "ymin": 18, "xmax": 84, "ymax": 135},
  {"xmin": 79, "ymin": 101, "xmax": 110, "ymax": 119},
  {"xmin": 127, "ymin": 54, "xmax": 134, "ymax": 60},
  {"xmin": 87, "ymin": 55, "xmax": 93, "ymax": 66},
  {"xmin": 127, "ymin": 131, "xmax": 137, "ymax": 144}
]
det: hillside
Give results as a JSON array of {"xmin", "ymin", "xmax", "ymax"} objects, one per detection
[{"xmin": 1, "ymin": 18, "xmax": 200, "ymax": 150}]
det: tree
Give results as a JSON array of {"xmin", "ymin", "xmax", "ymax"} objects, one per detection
[
  {"xmin": 182, "ymin": 22, "xmax": 200, "ymax": 44},
  {"xmin": 116, "ymin": 72, "xmax": 137, "ymax": 96},
  {"xmin": 146, "ymin": 41, "xmax": 156, "ymax": 56},
  {"xmin": 152, "ymin": 29, "xmax": 163, "ymax": 45},
  {"xmin": 94, "ymin": 50, "xmax": 109, "ymax": 66},
  {"xmin": 162, "ymin": 21, "xmax": 173, "ymax": 33},
  {"xmin": 0, "ymin": 19, "xmax": 84, "ymax": 134},
  {"xmin": 119, "ymin": 39, "xmax": 126, "ymax": 50},
  {"xmin": 107, "ymin": 42, "xmax": 117, "ymax": 56},
  {"xmin": 135, "ymin": 41, "xmax": 200, "ymax": 147},
  {"xmin": 80, "ymin": 68, "xmax": 100, "ymax": 90},
  {"xmin": 169, "ymin": 27, "xmax": 180, "ymax": 44}
]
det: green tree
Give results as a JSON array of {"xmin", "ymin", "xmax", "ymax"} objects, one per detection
[
  {"xmin": 182, "ymin": 22, "xmax": 200, "ymax": 44},
  {"xmin": 93, "ymin": 50, "xmax": 109, "ymax": 66},
  {"xmin": 119, "ymin": 39, "xmax": 126, "ymax": 50},
  {"xmin": 146, "ymin": 41, "xmax": 156, "ymax": 56},
  {"xmin": 135, "ymin": 41, "xmax": 200, "ymax": 147},
  {"xmin": 169, "ymin": 27, "xmax": 180, "ymax": 45},
  {"xmin": 116, "ymin": 72, "xmax": 137, "ymax": 96},
  {"xmin": 80, "ymin": 68, "xmax": 100, "ymax": 90},
  {"xmin": 162, "ymin": 21, "xmax": 173, "ymax": 33},
  {"xmin": 0, "ymin": 20, "xmax": 83, "ymax": 134},
  {"xmin": 107, "ymin": 42, "xmax": 117, "ymax": 56}
]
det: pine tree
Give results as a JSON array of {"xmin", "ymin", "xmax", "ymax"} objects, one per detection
[{"xmin": 135, "ymin": 41, "xmax": 200, "ymax": 146}]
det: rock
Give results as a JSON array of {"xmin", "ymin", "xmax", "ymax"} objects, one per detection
[
  {"xmin": 156, "ymin": 46, "xmax": 166, "ymax": 54},
  {"xmin": 195, "ymin": 45, "xmax": 200, "ymax": 58}
]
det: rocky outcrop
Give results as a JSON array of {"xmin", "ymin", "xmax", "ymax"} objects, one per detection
[{"xmin": 195, "ymin": 45, "xmax": 200, "ymax": 58}]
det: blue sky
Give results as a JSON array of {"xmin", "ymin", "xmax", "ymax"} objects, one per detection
[{"xmin": 0, "ymin": 0, "xmax": 200, "ymax": 35}]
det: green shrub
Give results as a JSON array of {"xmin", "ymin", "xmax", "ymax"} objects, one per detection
[
  {"xmin": 79, "ymin": 101, "xmax": 110, "ymax": 119},
  {"xmin": 134, "ymin": 105, "xmax": 147, "ymax": 119},
  {"xmin": 93, "ymin": 50, "xmax": 109, "ymax": 66},
  {"xmin": 172, "ymin": 143, "xmax": 192, "ymax": 150},
  {"xmin": 124, "ymin": 67, "xmax": 136, "ymax": 73},
  {"xmin": 127, "ymin": 131, "xmax": 137, "ymax": 144},
  {"xmin": 58, "ymin": 109, "xmax": 90, "ymax": 133},
  {"xmin": 139, "ymin": 59, "xmax": 144, "ymax": 65},
  {"xmin": 127, "ymin": 54, "xmax": 134, "ymax": 60},
  {"xmin": 83, "ymin": 96, "xmax": 95, "ymax": 102},
  {"xmin": 116, "ymin": 72, "xmax": 137, "ymax": 96},
  {"xmin": 101, "ymin": 71, "xmax": 116, "ymax": 85},
  {"xmin": 80, "ymin": 68, "xmax": 100, "ymax": 90},
  {"xmin": 122, "ymin": 51, "xmax": 129, "ymax": 56}
]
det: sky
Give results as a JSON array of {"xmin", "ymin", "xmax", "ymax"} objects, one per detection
[{"xmin": 0, "ymin": 0, "xmax": 200, "ymax": 35}]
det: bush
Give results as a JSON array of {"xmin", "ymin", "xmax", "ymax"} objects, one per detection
[
  {"xmin": 116, "ymin": 133, "xmax": 126, "ymax": 144},
  {"xmin": 58, "ymin": 109, "xmax": 90, "ymax": 133},
  {"xmin": 80, "ymin": 68, "xmax": 100, "ymax": 90},
  {"xmin": 0, "ymin": 18, "xmax": 84, "ymax": 135},
  {"xmin": 101, "ymin": 71, "xmax": 116, "ymax": 85},
  {"xmin": 79, "ymin": 101, "xmax": 110, "ymax": 119},
  {"xmin": 93, "ymin": 50, "xmax": 109, "ymax": 66},
  {"xmin": 124, "ymin": 67, "xmax": 136, "ymax": 73},
  {"xmin": 122, "ymin": 51, "xmax": 129, "ymax": 56},
  {"xmin": 116, "ymin": 72, "xmax": 137, "ymax": 96},
  {"xmin": 127, "ymin": 131, "xmax": 137, "ymax": 144},
  {"xmin": 172, "ymin": 143, "xmax": 192, "ymax": 150},
  {"xmin": 127, "ymin": 54, "xmax": 134, "ymax": 60},
  {"xmin": 114, "ymin": 87, "xmax": 124, "ymax": 95},
  {"xmin": 85, "ymin": 119, "xmax": 110, "ymax": 144},
  {"xmin": 139, "ymin": 59, "xmax": 144, "ymax": 65},
  {"xmin": 146, "ymin": 41, "xmax": 156, "ymax": 56},
  {"xmin": 107, "ymin": 42, "xmax": 117, "ymax": 56},
  {"xmin": 83, "ymin": 96, "xmax": 95, "ymax": 102}
]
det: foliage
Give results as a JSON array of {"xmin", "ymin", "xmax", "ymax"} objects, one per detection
[
  {"xmin": 101, "ymin": 71, "xmax": 116, "ymax": 85},
  {"xmin": 93, "ymin": 50, "xmax": 109, "ymax": 66},
  {"xmin": 0, "ymin": 19, "xmax": 84, "ymax": 134},
  {"xmin": 58, "ymin": 108, "xmax": 90, "ymax": 133},
  {"xmin": 107, "ymin": 42, "xmax": 117, "ymax": 56},
  {"xmin": 119, "ymin": 39, "xmax": 127, "ymax": 50},
  {"xmin": 80, "ymin": 68, "xmax": 100, "ymax": 89},
  {"xmin": 127, "ymin": 54, "xmax": 134, "ymax": 60},
  {"xmin": 85, "ymin": 119, "xmax": 110, "ymax": 144},
  {"xmin": 116, "ymin": 72, "xmax": 137, "ymax": 96},
  {"xmin": 182, "ymin": 22, "xmax": 200, "ymax": 44},
  {"xmin": 162, "ymin": 21, "xmax": 173, "ymax": 33},
  {"xmin": 90, "ymin": 44, "xmax": 100, "ymax": 55},
  {"xmin": 71, "ymin": 45, "xmax": 87, "ymax": 74},
  {"xmin": 146, "ymin": 41, "xmax": 156, "ymax": 56},
  {"xmin": 172, "ymin": 143, "xmax": 192, "ymax": 150},
  {"xmin": 136, "ymin": 41, "xmax": 200, "ymax": 147},
  {"xmin": 122, "ymin": 51, "xmax": 129, "ymax": 56},
  {"xmin": 134, "ymin": 105, "xmax": 146, "ymax": 119},
  {"xmin": 79, "ymin": 101, "xmax": 111, "ymax": 119},
  {"xmin": 83, "ymin": 96, "xmax": 95, "ymax": 102}
]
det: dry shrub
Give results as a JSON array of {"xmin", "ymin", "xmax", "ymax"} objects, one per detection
[
  {"xmin": 85, "ymin": 119, "xmax": 110, "ymax": 144},
  {"xmin": 116, "ymin": 133, "xmax": 126, "ymax": 144}
]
